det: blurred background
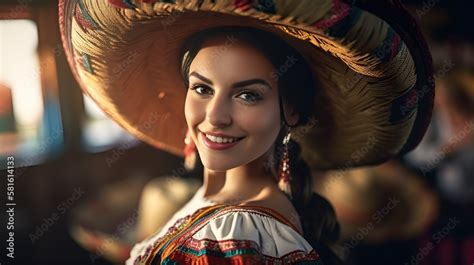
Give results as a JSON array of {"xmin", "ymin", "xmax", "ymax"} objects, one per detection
[{"xmin": 0, "ymin": 0, "xmax": 473, "ymax": 264}]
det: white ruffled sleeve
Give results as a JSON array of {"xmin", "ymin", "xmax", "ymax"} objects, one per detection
[{"xmin": 186, "ymin": 208, "xmax": 323, "ymax": 264}]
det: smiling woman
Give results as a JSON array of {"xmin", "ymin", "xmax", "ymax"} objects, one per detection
[
  {"xmin": 180, "ymin": 27, "xmax": 342, "ymax": 260},
  {"xmin": 181, "ymin": 27, "xmax": 313, "ymax": 236},
  {"xmin": 59, "ymin": 0, "xmax": 434, "ymax": 264},
  {"xmin": 185, "ymin": 31, "xmax": 285, "ymax": 172}
]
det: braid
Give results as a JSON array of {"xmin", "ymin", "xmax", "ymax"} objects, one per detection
[{"xmin": 278, "ymin": 137, "xmax": 345, "ymax": 264}]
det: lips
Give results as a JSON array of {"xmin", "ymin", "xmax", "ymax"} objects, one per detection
[
  {"xmin": 204, "ymin": 133, "xmax": 241, "ymax": 143},
  {"xmin": 199, "ymin": 131, "xmax": 244, "ymax": 150}
]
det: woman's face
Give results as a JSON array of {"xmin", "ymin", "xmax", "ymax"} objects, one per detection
[{"xmin": 184, "ymin": 36, "xmax": 282, "ymax": 171}]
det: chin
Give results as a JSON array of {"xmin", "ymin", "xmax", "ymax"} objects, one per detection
[{"xmin": 201, "ymin": 158, "xmax": 238, "ymax": 171}]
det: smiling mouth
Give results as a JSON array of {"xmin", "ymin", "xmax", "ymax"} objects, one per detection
[
  {"xmin": 199, "ymin": 131, "xmax": 244, "ymax": 151},
  {"xmin": 203, "ymin": 133, "xmax": 244, "ymax": 144},
  {"xmin": 198, "ymin": 128, "xmax": 245, "ymax": 144}
]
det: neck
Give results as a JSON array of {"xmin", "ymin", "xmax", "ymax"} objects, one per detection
[
  {"xmin": 202, "ymin": 168, "xmax": 225, "ymax": 197},
  {"xmin": 201, "ymin": 152, "xmax": 278, "ymax": 203}
]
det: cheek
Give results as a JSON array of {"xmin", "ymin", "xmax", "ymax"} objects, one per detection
[
  {"xmin": 184, "ymin": 93, "xmax": 200, "ymax": 126},
  {"xmin": 238, "ymin": 101, "xmax": 281, "ymax": 140},
  {"xmin": 184, "ymin": 93, "xmax": 192, "ymax": 123},
  {"xmin": 184, "ymin": 94, "xmax": 203, "ymax": 145}
]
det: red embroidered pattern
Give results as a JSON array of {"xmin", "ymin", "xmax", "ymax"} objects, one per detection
[
  {"xmin": 134, "ymin": 212, "xmax": 195, "ymax": 264},
  {"xmin": 132, "ymin": 205, "xmax": 322, "ymax": 264},
  {"xmin": 170, "ymin": 237, "xmax": 322, "ymax": 264}
]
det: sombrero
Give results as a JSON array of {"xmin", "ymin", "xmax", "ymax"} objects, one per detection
[
  {"xmin": 315, "ymin": 161, "xmax": 438, "ymax": 243},
  {"xmin": 69, "ymin": 176, "xmax": 201, "ymax": 263},
  {"xmin": 59, "ymin": 0, "xmax": 434, "ymax": 169}
]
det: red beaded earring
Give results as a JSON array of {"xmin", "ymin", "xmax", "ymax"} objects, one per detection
[
  {"xmin": 183, "ymin": 130, "xmax": 197, "ymax": 171},
  {"xmin": 278, "ymin": 126, "xmax": 292, "ymax": 199}
]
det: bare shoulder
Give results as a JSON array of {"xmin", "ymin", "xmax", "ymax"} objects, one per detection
[{"xmin": 240, "ymin": 188, "xmax": 303, "ymax": 234}]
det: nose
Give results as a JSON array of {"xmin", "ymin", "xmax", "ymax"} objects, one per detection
[{"xmin": 206, "ymin": 93, "xmax": 232, "ymax": 128}]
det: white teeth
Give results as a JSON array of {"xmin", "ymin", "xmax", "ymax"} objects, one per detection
[{"xmin": 205, "ymin": 134, "xmax": 239, "ymax": 144}]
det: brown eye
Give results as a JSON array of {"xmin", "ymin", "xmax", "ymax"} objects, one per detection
[{"xmin": 190, "ymin": 84, "xmax": 213, "ymax": 95}]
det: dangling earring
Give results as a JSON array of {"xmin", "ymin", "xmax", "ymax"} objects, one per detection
[
  {"xmin": 278, "ymin": 126, "xmax": 292, "ymax": 199},
  {"xmin": 184, "ymin": 131, "xmax": 196, "ymax": 171}
]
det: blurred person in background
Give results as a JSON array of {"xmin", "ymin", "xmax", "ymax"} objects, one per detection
[{"xmin": 406, "ymin": 66, "xmax": 474, "ymax": 265}]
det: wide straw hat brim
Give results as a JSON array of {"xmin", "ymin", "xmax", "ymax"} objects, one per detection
[
  {"xmin": 59, "ymin": 0, "xmax": 434, "ymax": 169},
  {"xmin": 316, "ymin": 162, "xmax": 439, "ymax": 243}
]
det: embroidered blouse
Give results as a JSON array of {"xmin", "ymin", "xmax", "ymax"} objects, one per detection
[{"xmin": 126, "ymin": 185, "xmax": 323, "ymax": 264}]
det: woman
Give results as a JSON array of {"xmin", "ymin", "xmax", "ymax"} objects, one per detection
[{"xmin": 59, "ymin": 0, "xmax": 434, "ymax": 264}]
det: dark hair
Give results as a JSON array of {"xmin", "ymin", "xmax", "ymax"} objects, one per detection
[{"xmin": 179, "ymin": 26, "xmax": 344, "ymax": 264}]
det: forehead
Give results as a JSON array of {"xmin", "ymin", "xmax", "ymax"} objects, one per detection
[{"xmin": 189, "ymin": 36, "xmax": 276, "ymax": 82}]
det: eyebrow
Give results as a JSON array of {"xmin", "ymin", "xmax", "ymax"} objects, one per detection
[{"xmin": 189, "ymin": 71, "xmax": 272, "ymax": 90}]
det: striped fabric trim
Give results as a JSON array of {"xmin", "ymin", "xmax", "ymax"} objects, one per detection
[
  {"xmin": 108, "ymin": 0, "xmax": 137, "ymax": 9},
  {"xmin": 148, "ymin": 205, "xmax": 225, "ymax": 263},
  {"xmin": 74, "ymin": 1, "xmax": 98, "ymax": 32},
  {"xmin": 372, "ymin": 27, "xmax": 403, "ymax": 62},
  {"xmin": 312, "ymin": 0, "xmax": 351, "ymax": 30},
  {"xmin": 73, "ymin": 49, "xmax": 94, "ymax": 74},
  {"xmin": 390, "ymin": 87, "xmax": 418, "ymax": 123},
  {"xmin": 139, "ymin": 205, "xmax": 227, "ymax": 264},
  {"xmin": 166, "ymin": 237, "xmax": 322, "ymax": 264},
  {"xmin": 325, "ymin": 7, "xmax": 362, "ymax": 38},
  {"xmin": 234, "ymin": 0, "xmax": 253, "ymax": 12},
  {"xmin": 81, "ymin": 53, "xmax": 94, "ymax": 74},
  {"xmin": 176, "ymin": 238, "xmax": 261, "ymax": 259},
  {"xmin": 308, "ymin": 0, "xmax": 405, "ymax": 64}
]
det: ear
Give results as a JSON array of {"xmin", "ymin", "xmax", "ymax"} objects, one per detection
[{"xmin": 282, "ymin": 100, "xmax": 299, "ymax": 127}]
